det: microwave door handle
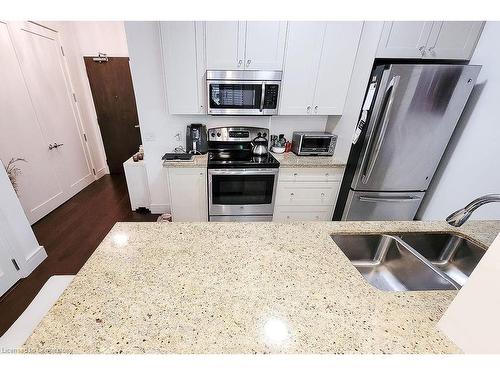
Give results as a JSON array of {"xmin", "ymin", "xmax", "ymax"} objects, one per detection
[
  {"xmin": 361, "ymin": 75, "xmax": 400, "ymax": 185},
  {"xmin": 259, "ymin": 83, "xmax": 265, "ymax": 112}
]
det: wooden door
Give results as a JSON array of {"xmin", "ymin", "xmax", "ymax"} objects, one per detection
[
  {"xmin": 205, "ymin": 21, "xmax": 245, "ymax": 70},
  {"xmin": 377, "ymin": 21, "xmax": 433, "ymax": 58},
  {"xmin": 313, "ymin": 22, "xmax": 363, "ymax": 115},
  {"xmin": 84, "ymin": 57, "xmax": 142, "ymax": 174},
  {"xmin": 425, "ymin": 21, "xmax": 484, "ymax": 60},
  {"xmin": 0, "ymin": 22, "xmax": 67, "ymax": 224},
  {"xmin": 244, "ymin": 21, "xmax": 286, "ymax": 70},
  {"xmin": 279, "ymin": 22, "xmax": 325, "ymax": 115}
]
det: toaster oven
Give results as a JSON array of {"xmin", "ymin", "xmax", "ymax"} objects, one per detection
[{"xmin": 291, "ymin": 132, "xmax": 337, "ymax": 156}]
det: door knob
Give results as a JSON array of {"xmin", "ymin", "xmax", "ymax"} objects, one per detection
[{"xmin": 49, "ymin": 143, "xmax": 64, "ymax": 150}]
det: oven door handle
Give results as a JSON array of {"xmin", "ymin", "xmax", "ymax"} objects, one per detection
[
  {"xmin": 208, "ymin": 169, "xmax": 279, "ymax": 176},
  {"xmin": 260, "ymin": 83, "xmax": 265, "ymax": 112}
]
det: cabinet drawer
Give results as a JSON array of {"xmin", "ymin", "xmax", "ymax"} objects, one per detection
[
  {"xmin": 276, "ymin": 181, "xmax": 339, "ymax": 206},
  {"xmin": 279, "ymin": 167, "xmax": 343, "ymax": 182},
  {"xmin": 273, "ymin": 205, "xmax": 331, "ymax": 222}
]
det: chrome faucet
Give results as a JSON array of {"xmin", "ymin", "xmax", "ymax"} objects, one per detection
[{"xmin": 446, "ymin": 194, "xmax": 500, "ymax": 227}]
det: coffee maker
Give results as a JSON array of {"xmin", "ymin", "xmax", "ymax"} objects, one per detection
[{"xmin": 186, "ymin": 124, "xmax": 208, "ymax": 154}]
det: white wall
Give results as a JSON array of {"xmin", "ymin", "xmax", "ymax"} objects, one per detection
[
  {"xmin": 0, "ymin": 166, "xmax": 46, "ymax": 279},
  {"xmin": 40, "ymin": 21, "xmax": 129, "ymax": 179},
  {"xmin": 125, "ymin": 22, "xmax": 328, "ymax": 213},
  {"xmin": 418, "ymin": 21, "xmax": 500, "ymax": 220}
]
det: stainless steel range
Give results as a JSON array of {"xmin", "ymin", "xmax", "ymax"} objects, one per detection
[{"xmin": 207, "ymin": 126, "xmax": 280, "ymax": 222}]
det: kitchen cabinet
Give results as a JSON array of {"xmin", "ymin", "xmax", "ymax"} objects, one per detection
[
  {"xmin": 279, "ymin": 22, "xmax": 363, "ymax": 115},
  {"xmin": 166, "ymin": 167, "xmax": 208, "ymax": 222},
  {"xmin": 273, "ymin": 167, "xmax": 343, "ymax": 222},
  {"xmin": 160, "ymin": 21, "xmax": 206, "ymax": 114},
  {"xmin": 377, "ymin": 21, "xmax": 484, "ymax": 60},
  {"xmin": 205, "ymin": 21, "xmax": 286, "ymax": 70}
]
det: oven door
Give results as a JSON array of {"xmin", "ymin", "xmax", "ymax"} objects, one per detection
[
  {"xmin": 208, "ymin": 168, "xmax": 279, "ymax": 216},
  {"xmin": 207, "ymin": 80, "xmax": 279, "ymax": 115}
]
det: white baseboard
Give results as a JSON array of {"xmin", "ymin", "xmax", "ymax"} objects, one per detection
[
  {"xmin": 20, "ymin": 246, "xmax": 47, "ymax": 278},
  {"xmin": 95, "ymin": 166, "xmax": 109, "ymax": 180},
  {"xmin": 150, "ymin": 204, "xmax": 170, "ymax": 214}
]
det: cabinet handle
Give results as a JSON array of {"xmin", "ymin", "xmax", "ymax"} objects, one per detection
[
  {"xmin": 293, "ymin": 173, "xmax": 298, "ymax": 176},
  {"xmin": 246, "ymin": 59, "xmax": 251, "ymax": 66},
  {"xmin": 306, "ymin": 105, "xmax": 311, "ymax": 113},
  {"xmin": 314, "ymin": 105, "xmax": 318, "ymax": 113},
  {"xmin": 428, "ymin": 46, "xmax": 436, "ymax": 56},
  {"xmin": 321, "ymin": 192, "xmax": 325, "ymax": 197},
  {"xmin": 290, "ymin": 192, "xmax": 295, "ymax": 196},
  {"xmin": 238, "ymin": 59, "xmax": 243, "ymax": 67},
  {"xmin": 418, "ymin": 46, "xmax": 426, "ymax": 57}
]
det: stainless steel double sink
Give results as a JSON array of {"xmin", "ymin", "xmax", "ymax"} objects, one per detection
[{"xmin": 331, "ymin": 232, "xmax": 486, "ymax": 292}]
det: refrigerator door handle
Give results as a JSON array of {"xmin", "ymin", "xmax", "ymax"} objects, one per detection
[
  {"xmin": 362, "ymin": 75, "xmax": 400, "ymax": 185},
  {"xmin": 359, "ymin": 195, "xmax": 421, "ymax": 203}
]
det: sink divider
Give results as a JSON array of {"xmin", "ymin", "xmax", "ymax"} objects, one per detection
[{"xmin": 384, "ymin": 234, "xmax": 461, "ymax": 290}]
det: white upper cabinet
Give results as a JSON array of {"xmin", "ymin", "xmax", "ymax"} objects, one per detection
[
  {"xmin": 377, "ymin": 21, "xmax": 484, "ymax": 60},
  {"xmin": 425, "ymin": 22, "xmax": 485, "ymax": 60},
  {"xmin": 377, "ymin": 22, "xmax": 434, "ymax": 59},
  {"xmin": 244, "ymin": 21, "xmax": 286, "ymax": 70},
  {"xmin": 279, "ymin": 22, "xmax": 325, "ymax": 115},
  {"xmin": 279, "ymin": 22, "xmax": 363, "ymax": 116},
  {"xmin": 161, "ymin": 21, "xmax": 206, "ymax": 115},
  {"xmin": 205, "ymin": 21, "xmax": 245, "ymax": 70},
  {"xmin": 313, "ymin": 22, "xmax": 363, "ymax": 115},
  {"xmin": 205, "ymin": 21, "xmax": 286, "ymax": 70}
]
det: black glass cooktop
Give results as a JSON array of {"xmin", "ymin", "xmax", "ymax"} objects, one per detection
[{"xmin": 207, "ymin": 151, "xmax": 280, "ymax": 169}]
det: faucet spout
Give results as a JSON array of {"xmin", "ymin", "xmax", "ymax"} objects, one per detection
[{"xmin": 446, "ymin": 194, "xmax": 500, "ymax": 227}]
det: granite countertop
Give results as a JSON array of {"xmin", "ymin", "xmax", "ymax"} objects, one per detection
[
  {"xmin": 271, "ymin": 152, "xmax": 346, "ymax": 168},
  {"xmin": 22, "ymin": 220, "xmax": 500, "ymax": 354},
  {"xmin": 162, "ymin": 154, "xmax": 208, "ymax": 168}
]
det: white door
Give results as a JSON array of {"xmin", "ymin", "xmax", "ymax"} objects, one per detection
[
  {"xmin": 279, "ymin": 22, "xmax": 326, "ymax": 115},
  {"xmin": 0, "ymin": 231, "xmax": 21, "ymax": 297},
  {"xmin": 9, "ymin": 22, "xmax": 93, "ymax": 201},
  {"xmin": 313, "ymin": 22, "xmax": 363, "ymax": 115},
  {"xmin": 244, "ymin": 21, "xmax": 286, "ymax": 70},
  {"xmin": 168, "ymin": 168, "xmax": 208, "ymax": 222},
  {"xmin": 205, "ymin": 21, "xmax": 245, "ymax": 70},
  {"xmin": 377, "ymin": 21, "xmax": 433, "ymax": 58},
  {"xmin": 425, "ymin": 21, "xmax": 484, "ymax": 60},
  {"xmin": 161, "ymin": 22, "xmax": 205, "ymax": 114},
  {"xmin": 0, "ymin": 22, "xmax": 67, "ymax": 224}
]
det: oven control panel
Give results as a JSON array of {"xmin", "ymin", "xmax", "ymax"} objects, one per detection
[{"xmin": 208, "ymin": 127, "xmax": 269, "ymax": 142}]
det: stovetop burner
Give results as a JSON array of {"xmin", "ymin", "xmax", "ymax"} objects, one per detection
[{"xmin": 208, "ymin": 150, "xmax": 280, "ymax": 169}]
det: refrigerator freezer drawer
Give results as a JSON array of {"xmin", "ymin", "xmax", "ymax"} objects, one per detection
[{"xmin": 342, "ymin": 191, "xmax": 425, "ymax": 221}]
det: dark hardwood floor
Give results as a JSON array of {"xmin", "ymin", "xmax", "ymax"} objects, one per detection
[{"xmin": 0, "ymin": 174, "xmax": 159, "ymax": 336}]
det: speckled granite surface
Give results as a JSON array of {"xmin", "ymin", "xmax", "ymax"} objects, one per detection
[
  {"xmin": 22, "ymin": 220, "xmax": 500, "ymax": 354},
  {"xmin": 271, "ymin": 152, "xmax": 346, "ymax": 168},
  {"xmin": 162, "ymin": 154, "xmax": 207, "ymax": 168}
]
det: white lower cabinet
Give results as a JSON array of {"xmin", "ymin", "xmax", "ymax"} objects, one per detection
[
  {"xmin": 166, "ymin": 167, "xmax": 208, "ymax": 222},
  {"xmin": 273, "ymin": 167, "xmax": 343, "ymax": 222},
  {"xmin": 123, "ymin": 158, "xmax": 150, "ymax": 210}
]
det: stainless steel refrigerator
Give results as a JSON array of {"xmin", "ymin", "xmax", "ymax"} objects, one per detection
[{"xmin": 333, "ymin": 63, "xmax": 481, "ymax": 221}]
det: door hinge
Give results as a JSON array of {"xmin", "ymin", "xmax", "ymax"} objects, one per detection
[
  {"xmin": 11, "ymin": 258, "xmax": 20, "ymax": 271},
  {"xmin": 60, "ymin": 46, "xmax": 65, "ymax": 56},
  {"xmin": 72, "ymin": 93, "xmax": 77, "ymax": 102},
  {"xmin": 92, "ymin": 168, "xmax": 96, "ymax": 175},
  {"xmin": 83, "ymin": 133, "xmax": 87, "ymax": 142}
]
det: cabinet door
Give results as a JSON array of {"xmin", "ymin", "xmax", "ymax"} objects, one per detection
[
  {"xmin": 205, "ymin": 21, "xmax": 245, "ymax": 70},
  {"xmin": 244, "ymin": 21, "xmax": 286, "ymax": 70},
  {"xmin": 377, "ymin": 21, "xmax": 433, "ymax": 58},
  {"xmin": 9, "ymin": 22, "xmax": 93, "ymax": 201},
  {"xmin": 425, "ymin": 21, "xmax": 484, "ymax": 60},
  {"xmin": 279, "ymin": 22, "xmax": 326, "ymax": 115},
  {"xmin": 0, "ymin": 215, "xmax": 21, "ymax": 296},
  {"xmin": 0, "ymin": 22, "xmax": 67, "ymax": 224},
  {"xmin": 273, "ymin": 206, "xmax": 332, "ymax": 222},
  {"xmin": 168, "ymin": 168, "xmax": 208, "ymax": 222},
  {"xmin": 161, "ymin": 22, "xmax": 205, "ymax": 114},
  {"xmin": 313, "ymin": 22, "xmax": 363, "ymax": 115}
]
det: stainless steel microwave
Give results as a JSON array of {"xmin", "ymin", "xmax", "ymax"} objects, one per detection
[
  {"xmin": 292, "ymin": 131, "xmax": 338, "ymax": 156},
  {"xmin": 206, "ymin": 70, "xmax": 281, "ymax": 115}
]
